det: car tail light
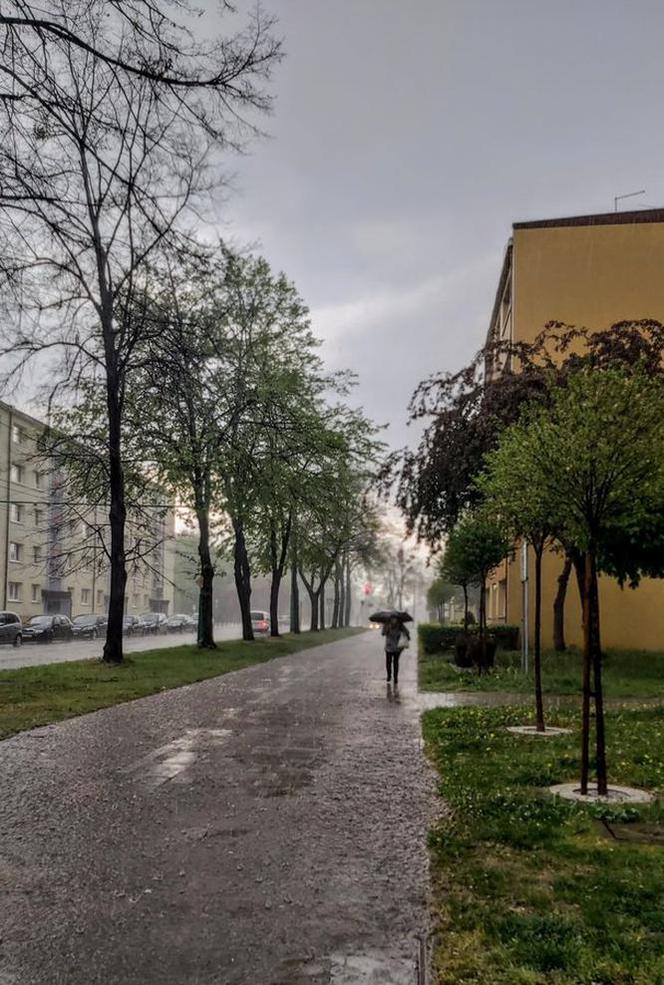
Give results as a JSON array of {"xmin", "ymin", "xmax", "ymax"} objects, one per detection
[{"xmin": 258, "ymin": 620, "xmax": 268, "ymax": 631}]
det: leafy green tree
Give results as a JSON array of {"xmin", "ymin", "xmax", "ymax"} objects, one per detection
[
  {"xmin": 0, "ymin": 2, "xmax": 280, "ymax": 663},
  {"xmin": 477, "ymin": 431, "xmax": 562, "ymax": 731},
  {"xmin": 426, "ymin": 578, "xmax": 458, "ymax": 623},
  {"xmin": 441, "ymin": 511, "xmax": 510, "ymax": 648},
  {"xmin": 387, "ymin": 320, "xmax": 664, "ymax": 651},
  {"xmin": 495, "ymin": 368, "xmax": 664, "ymax": 793}
]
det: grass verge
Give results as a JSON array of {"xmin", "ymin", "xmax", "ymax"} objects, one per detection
[
  {"xmin": 0, "ymin": 627, "xmax": 364, "ymax": 740},
  {"xmin": 423, "ymin": 703, "xmax": 664, "ymax": 985},
  {"xmin": 419, "ymin": 645, "xmax": 664, "ymax": 698}
]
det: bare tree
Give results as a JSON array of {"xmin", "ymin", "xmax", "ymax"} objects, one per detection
[{"xmin": 0, "ymin": 1, "xmax": 281, "ymax": 661}]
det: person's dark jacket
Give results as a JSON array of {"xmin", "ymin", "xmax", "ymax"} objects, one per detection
[{"xmin": 382, "ymin": 622, "xmax": 410, "ymax": 653}]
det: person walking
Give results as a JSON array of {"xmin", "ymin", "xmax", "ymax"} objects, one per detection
[{"xmin": 382, "ymin": 614, "xmax": 409, "ymax": 686}]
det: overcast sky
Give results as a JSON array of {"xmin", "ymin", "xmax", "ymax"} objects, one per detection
[{"xmin": 213, "ymin": 0, "xmax": 664, "ymax": 447}]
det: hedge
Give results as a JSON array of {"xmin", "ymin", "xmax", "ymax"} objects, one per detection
[{"xmin": 418, "ymin": 622, "xmax": 520, "ymax": 655}]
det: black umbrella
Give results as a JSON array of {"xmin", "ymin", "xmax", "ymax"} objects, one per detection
[{"xmin": 369, "ymin": 609, "xmax": 413, "ymax": 624}]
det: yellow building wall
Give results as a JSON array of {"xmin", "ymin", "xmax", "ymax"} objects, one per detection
[
  {"xmin": 512, "ymin": 220, "xmax": 664, "ymax": 341},
  {"xmin": 505, "ymin": 546, "xmax": 664, "ymax": 652},
  {"xmin": 496, "ymin": 219, "xmax": 664, "ymax": 650}
]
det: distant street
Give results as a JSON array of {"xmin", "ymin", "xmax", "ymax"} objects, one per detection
[{"xmin": 0, "ymin": 623, "xmax": 244, "ymax": 671}]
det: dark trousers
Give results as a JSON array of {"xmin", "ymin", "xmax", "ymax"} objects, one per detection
[{"xmin": 386, "ymin": 650, "xmax": 400, "ymax": 682}]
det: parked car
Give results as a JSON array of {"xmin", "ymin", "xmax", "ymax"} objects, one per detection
[
  {"xmin": 22, "ymin": 614, "xmax": 74, "ymax": 643},
  {"xmin": 122, "ymin": 614, "xmax": 141, "ymax": 636},
  {"xmin": 0, "ymin": 611, "xmax": 22, "ymax": 647},
  {"xmin": 137, "ymin": 612, "xmax": 167, "ymax": 634},
  {"xmin": 250, "ymin": 610, "xmax": 270, "ymax": 635},
  {"xmin": 71, "ymin": 613, "xmax": 107, "ymax": 640},
  {"xmin": 164, "ymin": 613, "xmax": 192, "ymax": 632}
]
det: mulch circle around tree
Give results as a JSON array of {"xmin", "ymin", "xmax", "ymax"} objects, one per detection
[
  {"xmin": 506, "ymin": 725, "xmax": 572, "ymax": 737},
  {"xmin": 549, "ymin": 782, "xmax": 654, "ymax": 804}
]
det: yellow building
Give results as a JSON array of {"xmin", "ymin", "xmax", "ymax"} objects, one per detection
[
  {"xmin": 0, "ymin": 401, "xmax": 176, "ymax": 622},
  {"xmin": 485, "ymin": 207, "xmax": 664, "ymax": 650}
]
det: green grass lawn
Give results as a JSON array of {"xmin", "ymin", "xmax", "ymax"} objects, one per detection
[
  {"xmin": 423, "ymin": 704, "xmax": 664, "ymax": 985},
  {"xmin": 0, "ymin": 627, "xmax": 363, "ymax": 740},
  {"xmin": 420, "ymin": 645, "xmax": 664, "ymax": 699}
]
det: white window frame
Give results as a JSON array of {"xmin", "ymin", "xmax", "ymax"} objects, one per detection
[
  {"xmin": 10, "ymin": 464, "xmax": 24, "ymax": 484},
  {"xmin": 9, "ymin": 542, "xmax": 22, "ymax": 562},
  {"xmin": 31, "ymin": 584, "xmax": 41, "ymax": 603},
  {"xmin": 8, "ymin": 582, "xmax": 21, "ymax": 602},
  {"xmin": 9, "ymin": 503, "xmax": 23, "ymax": 523}
]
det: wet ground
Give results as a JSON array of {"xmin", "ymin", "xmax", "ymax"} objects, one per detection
[
  {"xmin": 0, "ymin": 630, "xmax": 439, "ymax": 985},
  {"xmin": 0, "ymin": 622, "xmax": 243, "ymax": 671}
]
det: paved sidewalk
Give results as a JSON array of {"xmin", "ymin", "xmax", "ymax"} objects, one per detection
[{"xmin": 0, "ymin": 631, "xmax": 436, "ymax": 985}]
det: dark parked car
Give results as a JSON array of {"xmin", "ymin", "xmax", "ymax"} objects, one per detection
[
  {"xmin": 122, "ymin": 614, "xmax": 141, "ymax": 636},
  {"xmin": 0, "ymin": 611, "xmax": 22, "ymax": 647},
  {"xmin": 22, "ymin": 614, "xmax": 74, "ymax": 643},
  {"xmin": 71, "ymin": 613, "xmax": 107, "ymax": 640},
  {"xmin": 137, "ymin": 612, "xmax": 167, "ymax": 634},
  {"xmin": 164, "ymin": 613, "xmax": 193, "ymax": 632}
]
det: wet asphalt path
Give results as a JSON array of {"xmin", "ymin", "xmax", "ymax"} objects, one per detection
[
  {"xmin": 0, "ymin": 623, "xmax": 244, "ymax": 670},
  {"xmin": 0, "ymin": 631, "xmax": 437, "ymax": 985}
]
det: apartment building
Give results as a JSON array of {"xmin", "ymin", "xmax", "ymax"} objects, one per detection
[
  {"xmin": 0, "ymin": 401, "xmax": 175, "ymax": 622},
  {"xmin": 484, "ymin": 207, "xmax": 664, "ymax": 650}
]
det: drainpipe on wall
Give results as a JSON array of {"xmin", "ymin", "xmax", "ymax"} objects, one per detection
[
  {"xmin": 3, "ymin": 407, "xmax": 13, "ymax": 609},
  {"xmin": 520, "ymin": 540, "xmax": 529, "ymax": 674}
]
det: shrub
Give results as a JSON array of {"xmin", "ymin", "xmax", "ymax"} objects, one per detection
[
  {"xmin": 489, "ymin": 624, "xmax": 520, "ymax": 650},
  {"xmin": 419, "ymin": 623, "xmax": 520, "ymax": 655},
  {"xmin": 418, "ymin": 623, "xmax": 460, "ymax": 654}
]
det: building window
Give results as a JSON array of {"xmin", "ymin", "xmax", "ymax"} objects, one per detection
[
  {"xmin": 96, "ymin": 589, "xmax": 104, "ymax": 607},
  {"xmin": 9, "ymin": 503, "xmax": 23, "ymax": 523},
  {"xmin": 8, "ymin": 582, "xmax": 21, "ymax": 602},
  {"xmin": 9, "ymin": 542, "xmax": 22, "ymax": 562},
  {"xmin": 10, "ymin": 464, "xmax": 24, "ymax": 484},
  {"xmin": 31, "ymin": 584, "xmax": 41, "ymax": 603},
  {"xmin": 33, "ymin": 545, "xmax": 42, "ymax": 563},
  {"xmin": 34, "ymin": 470, "xmax": 43, "ymax": 489},
  {"xmin": 34, "ymin": 509, "xmax": 43, "ymax": 526},
  {"xmin": 81, "ymin": 588, "xmax": 91, "ymax": 604},
  {"xmin": 11, "ymin": 424, "xmax": 23, "ymax": 444}
]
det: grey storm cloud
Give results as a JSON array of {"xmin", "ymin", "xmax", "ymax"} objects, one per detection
[{"xmin": 210, "ymin": 1, "xmax": 664, "ymax": 446}]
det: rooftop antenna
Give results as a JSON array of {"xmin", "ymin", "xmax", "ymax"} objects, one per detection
[{"xmin": 614, "ymin": 189, "xmax": 646, "ymax": 212}]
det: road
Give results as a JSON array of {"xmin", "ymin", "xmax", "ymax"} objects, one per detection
[
  {"xmin": 0, "ymin": 622, "xmax": 244, "ymax": 670},
  {"xmin": 0, "ymin": 630, "xmax": 436, "ymax": 985}
]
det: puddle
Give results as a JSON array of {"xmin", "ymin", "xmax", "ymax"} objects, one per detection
[
  {"xmin": 122, "ymin": 729, "xmax": 232, "ymax": 787},
  {"xmin": 329, "ymin": 950, "xmax": 415, "ymax": 985}
]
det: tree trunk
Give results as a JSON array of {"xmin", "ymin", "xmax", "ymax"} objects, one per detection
[
  {"xmin": 290, "ymin": 563, "xmax": 300, "ymax": 634},
  {"xmin": 290, "ymin": 521, "xmax": 300, "ymax": 634},
  {"xmin": 534, "ymin": 542, "xmax": 545, "ymax": 732},
  {"xmin": 332, "ymin": 563, "xmax": 341, "ymax": 629},
  {"xmin": 269, "ymin": 568, "xmax": 282, "ymax": 639},
  {"xmin": 580, "ymin": 551, "xmax": 591, "ymax": 794},
  {"xmin": 268, "ymin": 515, "xmax": 291, "ymax": 637},
  {"xmin": 233, "ymin": 518, "xmax": 254, "ymax": 641},
  {"xmin": 553, "ymin": 554, "xmax": 573, "ymax": 652},
  {"xmin": 299, "ymin": 568, "xmax": 319, "ymax": 631},
  {"xmin": 319, "ymin": 579, "xmax": 326, "ymax": 631},
  {"xmin": 195, "ymin": 501, "xmax": 216, "ymax": 649},
  {"xmin": 588, "ymin": 549, "xmax": 607, "ymax": 795},
  {"xmin": 102, "ymin": 385, "xmax": 127, "ymax": 664},
  {"xmin": 463, "ymin": 583, "xmax": 469, "ymax": 634},
  {"xmin": 344, "ymin": 554, "xmax": 352, "ymax": 627},
  {"xmin": 309, "ymin": 588, "xmax": 320, "ymax": 631}
]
